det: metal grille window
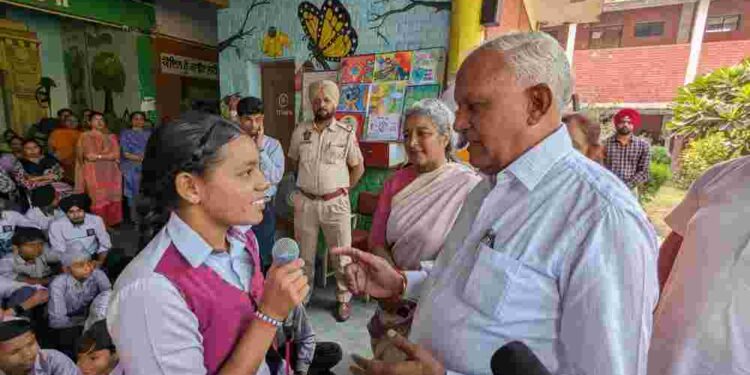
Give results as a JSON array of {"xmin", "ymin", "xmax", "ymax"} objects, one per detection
[
  {"xmin": 706, "ymin": 15, "xmax": 741, "ymax": 33},
  {"xmin": 590, "ymin": 25, "xmax": 623, "ymax": 49},
  {"xmin": 634, "ymin": 21, "xmax": 665, "ymax": 38}
]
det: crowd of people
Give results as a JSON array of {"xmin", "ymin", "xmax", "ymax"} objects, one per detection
[{"xmin": 0, "ymin": 30, "xmax": 748, "ymax": 375}]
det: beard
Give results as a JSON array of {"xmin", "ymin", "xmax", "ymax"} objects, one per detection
[
  {"xmin": 314, "ymin": 109, "xmax": 334, "ymax": 122},
  {"xmin": 70, "ymin": 217, "xmax": 85, "ymax": 225},
  {"xmin": 616, "ymin": 127, "xmax": 632, "ymax": 135}
]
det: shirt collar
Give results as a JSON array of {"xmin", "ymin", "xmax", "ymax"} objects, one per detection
[
  {"xmin": 502, "ymin": 125, "xmax": 573, "ymax": 191},
  {"xmin": 166, "ymin": 213, "xmax": 249, "ymax": 268}
]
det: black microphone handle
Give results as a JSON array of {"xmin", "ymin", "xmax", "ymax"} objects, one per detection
[{"xmin": 490, "ymin": 341, "xmax": 551, "ymax": 375}]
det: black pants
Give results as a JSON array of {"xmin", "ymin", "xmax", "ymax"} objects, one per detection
[{"xmin": 267, "ymin": 341, "xmax": 342, "ymax": 375}]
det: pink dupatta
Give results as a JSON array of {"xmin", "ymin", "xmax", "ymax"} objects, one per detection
[{"xmin": 386, "ymin": 163, "xmax": 481, "ymax": 270}]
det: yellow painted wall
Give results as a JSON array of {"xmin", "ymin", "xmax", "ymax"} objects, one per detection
[{"xmin": 448, "ymin": 0, "xmax": 484, "ymax": 77}]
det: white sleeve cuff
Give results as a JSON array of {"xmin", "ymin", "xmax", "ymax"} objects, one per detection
[{"xmin": 404, "ymin": 270, "xmax": 429, "ymax": 301}]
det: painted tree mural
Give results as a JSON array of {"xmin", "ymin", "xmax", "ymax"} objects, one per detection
[
  {"xmin": 91, "ymin": 52, "xmax": 125, "ymax": 115},
  {"xmin": 219, "ymin": 0, "xmax": 270, "ymax": 58},
  {"xmin": 370, "ymin": 0, "xmax": 451, "ymax": 44}
]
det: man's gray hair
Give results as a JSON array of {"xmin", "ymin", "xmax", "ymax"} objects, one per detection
[
  {"xmin": 404, "ymin": 98, "xmax": 455, "ymax": 138},
  {"xmin": 479, "ymin": 32, "xmax": 572, "ymax": 110}
]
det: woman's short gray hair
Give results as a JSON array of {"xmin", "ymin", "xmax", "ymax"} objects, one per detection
[
  {"xmin": 479, "ymin": 32, "xmax": 572, "ymax": 110},
  {"xmin": 403, "ymin": 98, "xmax": 455, "ymax": 137}
]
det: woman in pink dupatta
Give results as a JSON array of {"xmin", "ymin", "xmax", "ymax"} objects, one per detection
[
  {"xmin": 367, "ymin": 99, "xmax": 481, "ymax": 361},
  {"xmin": 75, "ymin": 111, "xmax": 123, "ymax": 226}
]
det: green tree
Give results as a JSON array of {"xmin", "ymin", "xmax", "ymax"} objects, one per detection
[
  {"xmin": 91, "ymin": 52, "xmax": 125, "ymax": 115},
  {"xmin": 669, "ymin": 59, "xmax": 750, "ymax": 155},
  {"xmin": 668, "ymin": 59, "xmax": 749, "ymax": 186}
]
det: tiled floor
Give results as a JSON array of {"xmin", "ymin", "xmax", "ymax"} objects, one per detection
[
  {"xmin": 307, "ymin": 283, "xmax": 377, "ymax": 375},
  {"xmin": 112, "ymin": 224, "xmax": 377, "ymax": 375}
]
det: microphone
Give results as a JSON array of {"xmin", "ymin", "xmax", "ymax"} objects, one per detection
[
  {"xmin": 490, "ymin": 341, "xmax": 551, "ymax": 375},
  {"xmin": 271, "ymin": 237, "xmax": 300, "ymax": 265}
]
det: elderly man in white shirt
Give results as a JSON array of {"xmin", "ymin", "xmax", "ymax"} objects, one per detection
[
  {"xmin": 334, "ymin": 32, "xmax": 658, "ymax": 375},
  {"xmin": 649, "ymin": 155, "xmax": 750, "ymax": 375}
]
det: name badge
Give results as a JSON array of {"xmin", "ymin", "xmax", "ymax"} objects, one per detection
[
  {"xmin": 303, "ymin": 130, "xmax": 312, "ymax": 141},
  {"xmin": 2, "ymin": 226, "xmax": 11, "ymax": 233},
  {"xmin": 86, "ymin": 229, "xmax": 96, "ymax": 236}
]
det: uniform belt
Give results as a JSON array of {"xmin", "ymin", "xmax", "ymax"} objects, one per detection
[{"xmin": 300, "ymin": 188, "xmax": 348, "ymax": 201}]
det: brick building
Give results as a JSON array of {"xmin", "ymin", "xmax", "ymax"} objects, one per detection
[{"xmin": 542, "ymin": 0, "xmax": 749, "ymax": 141}]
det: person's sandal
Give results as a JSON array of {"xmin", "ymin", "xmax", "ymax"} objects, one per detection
[{"xmin": 334, "ymin": 301, "xmax": 351, "ymax": 322}]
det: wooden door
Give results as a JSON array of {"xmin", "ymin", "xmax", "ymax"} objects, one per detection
[{"xmin": 260, "ymin": 61, "xmax": 296, "ymax": 161}]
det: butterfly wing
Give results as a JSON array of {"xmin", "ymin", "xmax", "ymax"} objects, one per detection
[
  {"xmin": 316, "ymin": 0, "xmax": 358, "ymax": 61},
  {"xmin": 298, "ymin": 2, "xmax": 321, "ymax": 46}
]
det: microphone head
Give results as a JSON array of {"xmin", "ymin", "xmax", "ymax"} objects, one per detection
[
  {"xmin": 271, "ymin": 237, "xmax": 299, "ymax": 265},
  {"xmin": 490, "ymin": 341, "xmax": 551, "ymax": 375}
]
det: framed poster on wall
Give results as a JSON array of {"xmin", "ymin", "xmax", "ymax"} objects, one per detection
[
  {"xmin": 410, "ymin": 48, "xmax": 446, "ymax": 85},
  {"xmin": 301, "ymin": 70, "xmax": 338, "ymax": 122}
]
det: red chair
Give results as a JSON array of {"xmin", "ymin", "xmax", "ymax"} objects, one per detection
[{"xmin": 351, "ymin": 191, "xmax": 380, "ymax": 252}]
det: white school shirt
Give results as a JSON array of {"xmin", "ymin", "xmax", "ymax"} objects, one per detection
[
  {"xmin": 25, "ymin": 207, "xmax": 66, "ymax": 232},
  {"xmin": 48, "ymin": 213, "xmax": 111, "ymax": 256},
  {"xmin": 648, "ymin": 156, "xmax": 750, "ymax": 375}
]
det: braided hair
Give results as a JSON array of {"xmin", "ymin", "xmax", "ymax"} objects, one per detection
[{"xmin": 138, "ymin": 111, "xmax": 243, "ymax": 243}]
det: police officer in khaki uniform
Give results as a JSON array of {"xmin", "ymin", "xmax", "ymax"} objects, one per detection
[{"xmin": 288, "ymin": 80, "xmax": 364, "ymax": 322}]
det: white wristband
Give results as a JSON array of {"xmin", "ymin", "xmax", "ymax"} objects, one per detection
[{"xmin": 254, "ymin": 310, "xmax": 283, "ymax": 327}]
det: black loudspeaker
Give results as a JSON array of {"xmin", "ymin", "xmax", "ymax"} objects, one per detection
[{"xmin": 481, "ymin": 0, "xmax": 502, "ymax": 26}]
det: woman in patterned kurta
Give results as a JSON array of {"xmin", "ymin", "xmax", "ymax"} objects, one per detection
[
  {"xmin": 75, "ymin": 112, "xmax": 122, "ymax": 227},
  {"xmin": 119, "ymin": 112, "xmax": 151, "ymax": 224},
  {"xmin": 13, "ymin": 139, "xmax": 72, "ymax": 197}
]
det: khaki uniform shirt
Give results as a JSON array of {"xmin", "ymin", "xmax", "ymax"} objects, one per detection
[{"xmin": 289, "ymin": 119, "xmax": 363, "ymax": 196}]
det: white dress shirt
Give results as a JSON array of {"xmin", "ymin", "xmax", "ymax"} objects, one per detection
[
  {"xmin": 405, "ymin": 126, "xmax": 659, "ymax": 375},
  {"xmin": 648, "ymin": 156, "xmax": 750, "ymax": 375},
  {"xmin": 48, "ymin": 214, "xmax": 111, "ymax": 256}
]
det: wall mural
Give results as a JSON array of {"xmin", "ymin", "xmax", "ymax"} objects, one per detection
[
  {"xmin": 369, "ymin": 0, "xmax": 451, "ymax": 44},
  {"xmin": 298, "ymin": 0, "xmax": 358, "ymax": 70},
  {"xmin": 218, "ymin": 0, "xmax": 270, "ymax": 58},
  {"xmin": 91, "ymin": 51, "xmax": 125, "ymax": 114},
  {"xmin": 61, "ymin": 21, "xmax": 142, "ymax": 131},
  {"xmin": 262, "ymin": 26, "xmax": 291, "ymax": 58}
]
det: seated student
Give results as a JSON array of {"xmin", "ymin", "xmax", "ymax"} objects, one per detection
[
  {"xmin": 266, "ymin": 305, "xmax": 342, "ymax": 375},
  {"xmin": 48, "ymin": 194, "xmax": 110, "ymax": 267},
  {"xmin": 0, "ymin": 227, "xmax": 60, "ymax": 285},
  {"xmin": 0, "ymin": 319, "xmax": 79, "ymax": 375},
  {"xmin": 48, "ymin": 246, "xmax": 110, "ymax": 359},
  {"xmin": 25, "ymin": 186, "xmax": 65, "ymax": 232},
  {"xmin": 76, "ymin": 320, "xmax": 121, "ymax": 375},
  {"xmin": 0, "ymin": 199, "xmax": 39, "ymax": 258},
  {"xmin": 0, "ymin": 277, "xmax": 48, "ymax": 321}
]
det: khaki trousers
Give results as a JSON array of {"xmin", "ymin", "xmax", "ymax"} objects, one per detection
[{"xmin": 293, "ymin": 192, "xmax": 352, "ymax": 303}]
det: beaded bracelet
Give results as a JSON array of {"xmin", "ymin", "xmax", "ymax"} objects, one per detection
[{"xmin": 254, "ymin": 310, "xmax": 283, "ymax": 327}]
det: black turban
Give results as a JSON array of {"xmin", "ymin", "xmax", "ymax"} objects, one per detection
[
  {"xmin": 59, "ymin": 193, "xmax": 90, "ymax": 213},
  {"xmin": 0, "ymin": 319, "xmax": 32, "ymax": 341}
]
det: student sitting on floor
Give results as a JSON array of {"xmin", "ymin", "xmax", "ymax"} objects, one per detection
[
  {"xmin": 0, "ymin": 319, "xmax": 79, "ymax": 375},
  {"xmin": 0, "ymin": 227, "xmax": 60, "ymax": 285},
  {"xmin": 0, "ymin": 276, "xmax": 48, "ymax": 321},
  {"xmin": 266, "ymin": 305, "xmax": 343, "ymax": 375},
  {"xmin": 0, "ymin": 199, "xmax": 39, "ymax": 258},
  {"xmin": 48, "ymin": 194, "xmax": 111, "ymax": 267},
  {"xmin": 25, "ymin": 185, "xmax": 65, "ymax": 233},
  {"xmin": 48, "ymin": 245, "xmax": 110, "ymax": 359},
  {"xmin": 76, "ymin": 320, "xmax": 121, "ymax": 375}
]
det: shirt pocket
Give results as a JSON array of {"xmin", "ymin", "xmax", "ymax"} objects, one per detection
[
  {"xmin": 324, "ymin": 143, "xmax": 346, "ymax": 165},
  {"xmin": 462, "ymin": 243, "xmax": 521, "ymax": 319},
  {"xmin": 299, "ymin": 143, "xmax": 315, "ymax": 163},
  {"xmin": 462, "ymin": 244, "xmax": 559, "ymax": 324}
]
